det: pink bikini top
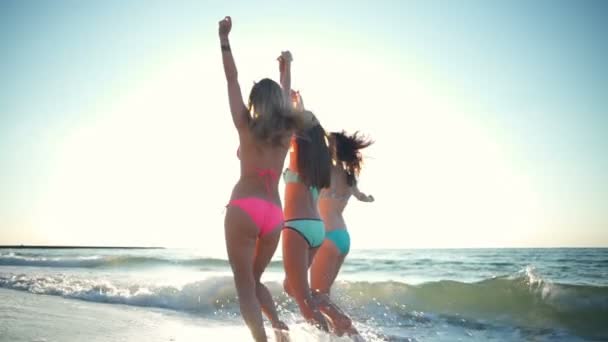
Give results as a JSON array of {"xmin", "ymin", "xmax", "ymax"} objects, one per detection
[{"xmin": 237, "ymin": 146, "xmax": 278, "ymax": 195}]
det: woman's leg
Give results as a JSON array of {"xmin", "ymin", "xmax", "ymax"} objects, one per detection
[
  {"xmin": 253, "ymin": 225, "xmax": 289, "ymax": 338},
  {"xmin": 310, "ymin": 240, "xmax": 345, "ymax": 294},
  {"xmin": 310, "ymin": 240, "xmax": 353, "ymax": 335},
  {"xmin": 225, "ymin": 206, "xmax": 267, "ymax": 342},
  {"xmin": 282, "ymin": 229, "xmax": 329, "ymax": 331}
]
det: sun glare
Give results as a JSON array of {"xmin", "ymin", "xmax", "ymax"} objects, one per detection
[{"xmin": 29, "ymin": 42, "xmax": 548, "ymax": 249}]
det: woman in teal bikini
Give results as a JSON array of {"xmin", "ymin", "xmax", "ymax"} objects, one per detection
[
  {"xmin": 219, "ymin": 17, "xmax": 314, "ymax": 342},
  {"xmin": 279, "ymin": 55, "xmax": 332, "ymax": 331},
  {"xmin": 310, "ymin": 131, "xmax": 374, "ymax": 337}
]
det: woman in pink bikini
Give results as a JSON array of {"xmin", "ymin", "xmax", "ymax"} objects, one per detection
[{"xmin": 219, "ymin": 16, "xmax": 313, "ymax": 341}]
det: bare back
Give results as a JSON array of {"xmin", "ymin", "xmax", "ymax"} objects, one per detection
[
  {"xmin": 230, "ymin": 128, "xmax": 290, "ymax": 205},
  {"xmin": 318, "ymin": 164, "xmax": 352, "ymax": 230},
  {"xmin": 283, "ymin": 137, "xmax": 322, "ymax": 219}
]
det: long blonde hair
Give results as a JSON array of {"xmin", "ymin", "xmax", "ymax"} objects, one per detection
[{"xmin": 247, "ymin": 78, "xmax": 297, "ymax": 146}]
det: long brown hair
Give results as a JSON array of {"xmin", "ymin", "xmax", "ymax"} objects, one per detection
[
  {"xmin": 332, "ymin": 131, "xmax": 374, "ymax": 186},
  {"xmin": 295, "ymin": 123, "xmax": 331, "ymax": 189},
  {"xmin": 247, "ymin": 78, "xmax": 297, "ymax": 146}
]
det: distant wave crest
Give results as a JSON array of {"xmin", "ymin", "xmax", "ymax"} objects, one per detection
[
  {"xmin": 0, "ymin": 254, "xmax": 231, "ymax": 269},
  {"xmin": 0, "ymin": 273, "xmax": 239, "ymax": 313}
]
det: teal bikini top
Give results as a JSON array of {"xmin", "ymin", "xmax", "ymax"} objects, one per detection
[{"xmin": 283, "ymin": 168, "xmax": 319, "ymax": 202}]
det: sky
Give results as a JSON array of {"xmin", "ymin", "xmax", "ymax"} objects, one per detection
[{"xmin": 1, "ymin": 0, "xmax": 607, "ymax": 252}]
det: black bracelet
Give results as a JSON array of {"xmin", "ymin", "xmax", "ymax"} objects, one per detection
[{"xmin": 221, "ymin": 44, "xmax": 231, "ymax": 52}]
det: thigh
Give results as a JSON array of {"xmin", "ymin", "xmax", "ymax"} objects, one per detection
[
  {"xmin": 308, "ymin": 246, "xmax": 320, "ymax": 267},
  {"xmin": 224, "ymin": 206, "xmax": 258, "ymax": 285},
  {"xmin": 310, "ymin": 240, "xmax": 345, "ymax": 293},
  {"xmin": 282, "ymin": 228, "xmax": 311, "ymax": 285},
  {"xmin": 253, "ymin": 224, "xmax": 282, "ymax": 281}
]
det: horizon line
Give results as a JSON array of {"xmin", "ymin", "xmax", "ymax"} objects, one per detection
[
  {"xmin": 0, "ymin": 245, "xmax": 606, "ymax": 250},
  {"xmin": 0, "ymin": 245, "xmax": 164, "ymax": 249}
]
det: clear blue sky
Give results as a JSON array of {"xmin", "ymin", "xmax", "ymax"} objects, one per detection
[{"xmin": 1, "ymin": 0, "xmax": 606, "ymax": 249}]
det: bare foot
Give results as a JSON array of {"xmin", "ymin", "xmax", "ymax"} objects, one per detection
[
  {"xmin": 272, "ymin": 320, "xmax": 290, "ymax": 342},
  {"xmin": 272, "ymin": 320, "xmax": 289, "ymax": 331},
  {"xmin": 333, "ymin": 312, "xmax": 353, "ymax": 332},
  {"xmin": 349, "ymin": 331, "xmax": 366, "ymax": 342},
  {"xmin": 313, "ymin": 294, "xmax": 354, "ymax": 336},
  {"xmin": 309, "ymin": 309, "xmax": 329, "ymax": 332}
]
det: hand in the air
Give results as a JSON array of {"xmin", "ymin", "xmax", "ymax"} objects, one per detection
[
  {"xmin": 218, "ymin": 16, "xmax": 232, "ymax": 38},
  {"xmin": 291, "ymin": 89, "xmax": 305, "ymax": 111},
  {"xmin": 277, "ymin": 50, "xmax": 293, "ymax": 73}
]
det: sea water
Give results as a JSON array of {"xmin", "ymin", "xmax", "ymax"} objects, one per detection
[{"xmin": 1, "ymin": 248, "xmax": 607, "ymax": 341}]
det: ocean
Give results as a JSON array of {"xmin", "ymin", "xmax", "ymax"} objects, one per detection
[{"xmin": 0, "ymin": 247, "xmax": 606, "ymax": 341}]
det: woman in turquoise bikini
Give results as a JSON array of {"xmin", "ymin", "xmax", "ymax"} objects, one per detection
[
  {"xmin": 279, "ymin": 54, "xmax": 332, "ymax": 331},
  {"xmin": 310, "ymin": 131, "xmax": 374, "ymax": 337}
]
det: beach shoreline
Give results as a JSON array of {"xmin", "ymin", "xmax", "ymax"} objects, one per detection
[{"xmin": 0, "ymin": 288, "xmax": 249, "ymax": 342}]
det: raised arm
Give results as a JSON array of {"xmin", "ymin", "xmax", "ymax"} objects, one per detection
[
  {"xmin": 352, "ymin": 184, "xmax": 374, "ymax": 202},
  {"xmin": 277, "ymin": 53, "xmax": 318, "ymax": 130},
  {"xmin": 219, "ymin": 16, "xmax": 249, "ymax": 130},
  {"xmin": 290, "ymin": 91, "xmax": 318, "ymax": 131},
  {"xmin": 278, "ymin": 51, "xmax": 293, "ymax": 102}
]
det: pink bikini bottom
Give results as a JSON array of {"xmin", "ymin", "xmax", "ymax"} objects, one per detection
[{"xmin": 228, "ymin": 197, "xmax": 284, "ymax": 237}]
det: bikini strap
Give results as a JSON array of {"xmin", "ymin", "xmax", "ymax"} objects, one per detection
[
  {"xmin": 256, "ymin": 168, "xmax": 279, "ymax": 196},
  {"xmin": 283, "ymin": 168, "xmax": 301, "ymax": 184}
]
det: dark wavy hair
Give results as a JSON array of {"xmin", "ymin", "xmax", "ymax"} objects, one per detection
[
  {"xmin": 247, "ymin": 78, "xmax": 298, "ymax": 146},
  {"xmin": 332, "ymin": 131, "xmax": 374, "ymax": 186},
  {"xmin": 296, "ymin": 123, "xmax": 332, "ymax": 189}
]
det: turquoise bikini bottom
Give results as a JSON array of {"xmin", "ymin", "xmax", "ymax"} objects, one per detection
[
  {"xmin": 284, "ymin": 219, "xmax": 325, "ymax": 248},
  {"xmin": 325, "ymin": 229, "xmax": 350, "ymax": 255}
]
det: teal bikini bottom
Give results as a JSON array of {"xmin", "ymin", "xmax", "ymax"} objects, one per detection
[
  {"xmin": 284, "ymin": 219, "xmax": 325, "ymax": 248},
  {"xmin": 325, "ymin": 229, "xmax": 350, "ymax": 255}
]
